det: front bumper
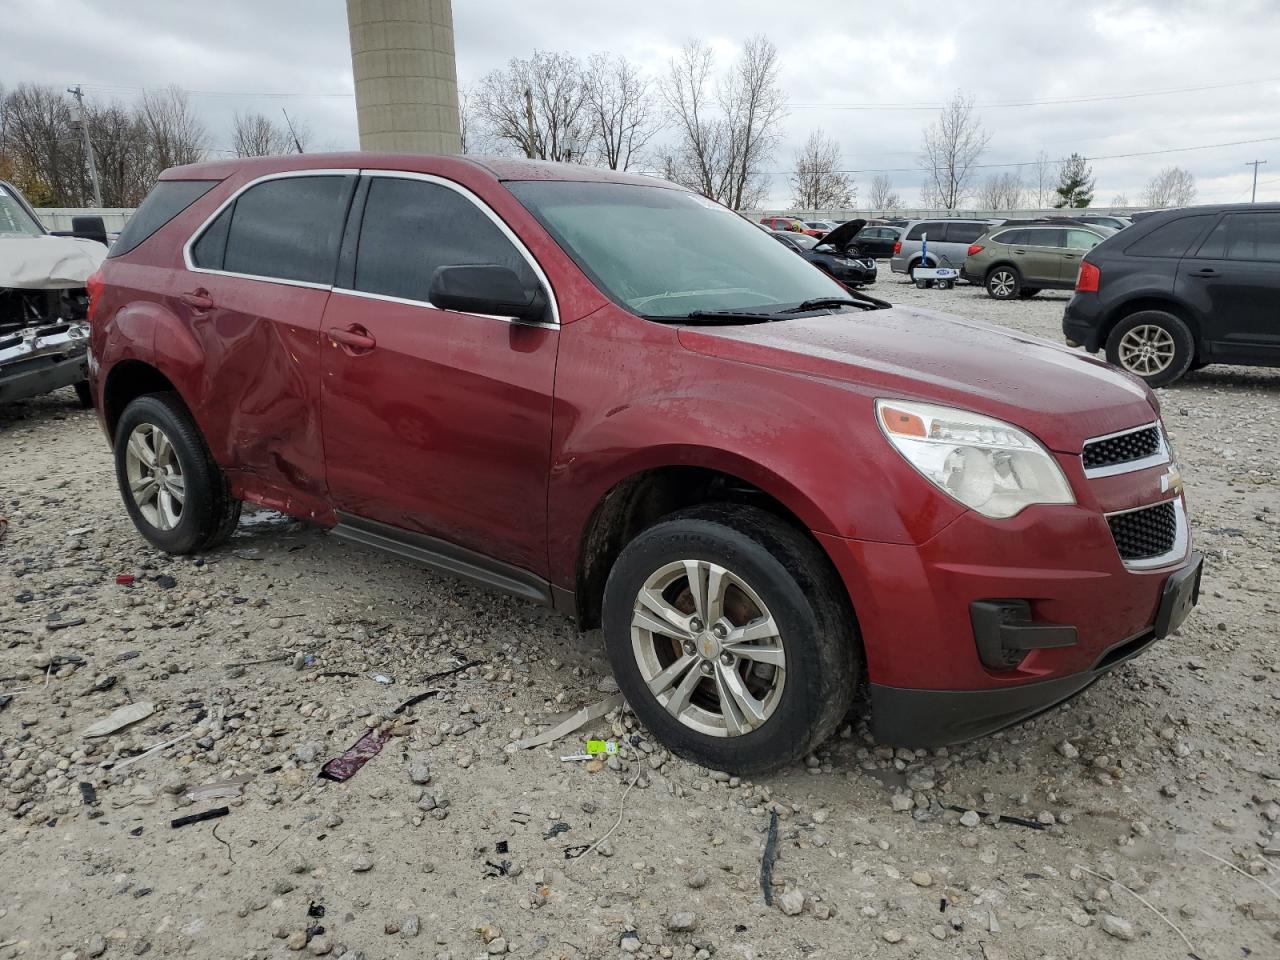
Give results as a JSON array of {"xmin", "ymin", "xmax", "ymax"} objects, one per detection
[
  {"xmin": 1063, "ymin": 293, "xmax": 1105, "ymax": 352},
  {"xmin": 815, "ymin": 479, "xmax": 1200, "ymax": 746},
  {"xmin": 0, "ymin": 321, "xmax": 89, "ymax": 403},
  {"xmin": 835, "ymin": 260, "xmax": 877, "ymax": 285},
  {"xmin": 869, "ymin": 555, "xmax": 1202, "ymax": 745}
]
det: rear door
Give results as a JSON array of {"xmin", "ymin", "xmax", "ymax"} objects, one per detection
[
  {"xmin": 182, "ymin": 171, "xmax": 355, "ymax": 511},
  {"xmin": 318, "ymin": 172, "xmax": 559, "ymax": 575},
  {"xmin": 1181, "ymin": 211, "xmax": 1280, "ymax": 361},
  {"xmin": 1016, "ymin": 228, "xmax": 1066, "ymax": 285},
  {"xmin": 941, "ymin": 221, "xmax": 987, "ymax": 268},
  {"xmin": 1061, "ymin": 229, "xmax": 1106, "ymax": 284}
]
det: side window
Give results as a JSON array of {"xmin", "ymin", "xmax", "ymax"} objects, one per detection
[
  {"xmin": 353, "ymin": 177, "xmax": 538, "ymax": 304},
  {"xmin": 191, "ymin": 205, "xmax": 232, "ymax": 270},
  {"xmin": 221, "ymin": 176, "xmax": 352, "ymax": 284},
  {"xmin": 944, "ymin": 222, "xmax": 987, "ymax": 244},
  {"xmin": 1220, "ymin": 213, "xmax": 1280, "ymax": 262},
  {"xmin": 906, "ymin": 221, "xmax": 945, "ymax": 241},
  {"xmin": 1066, "ymin": 229, "xmax": 1104, "ymax": 251},
  {"xmin": 1125, "ymin": 215, "xmax": 1213, "ymax": 258},
  {"xmin": 110, "ymin": 180, "xmax": 218, "ymax": 258},
  {"xmin": 992, "ymin": 229, "xmax": 1025, "ymax": 246}
]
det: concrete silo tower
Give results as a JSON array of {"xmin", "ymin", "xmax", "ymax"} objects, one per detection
[{"xmin": 346, "ymin": 0, "xmax": 462, "ymax": 154}]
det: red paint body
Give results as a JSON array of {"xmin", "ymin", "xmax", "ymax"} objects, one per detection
[{"xmin": 89, "ymin": 153, "xmax": 1196, "ymax": 708}]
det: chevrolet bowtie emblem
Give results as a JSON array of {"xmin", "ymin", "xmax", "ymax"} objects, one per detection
[{"xmin": 1160, "ymin": 466, "xmax": 1183, "ymax": 496}]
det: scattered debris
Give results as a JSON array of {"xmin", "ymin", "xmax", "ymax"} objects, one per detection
[
  {"xmin": 82, "ymin": 701, "xmax": 155, "ymax": 738},
  {"xmin": 1197, "ymin": 847, "xmax": 1280, "ymax": 902},
  {"xmin": 114, "ymin": 574, "xmax": 136, "ymax": 586},
  {"xmin": 318, "ymin": 728, "xmax": 391, "ymax": 782},
  {"xmin": 760, "ymin": 810, "xmax": 780, "ymax": 905},
  {"xmin": 170, "ymin": 807, "xmax": 230, "ymax": 829},
  {"xmin": 369, "ymin": 672, "xmax": 394, "ymax": 685},
  {"xmin": 107, "ymin": 731, "xmax": 193, "ymax": 772},
  {"xmin": 544, "ymin": 822, "xmax": 570, "ymax": 840},
  {"xmin": 945, "ymin": 804, "xmax": 1047, "ymax": 831},
  {"xmin": 1073, "ymin": 864, "xmax": 1199, "ymax": 957},
  {"xmin": 565, "ymin": 769, "xmax": 641, "ymax": 865},
  {"xmin": 154, "ymin": 574, "xmax": 177, "ymax": 589},
  {"xmin": 78, "ymin": 782, "xmax": 98, "ymax": 806},
  {"xmin": 514, "ymin": 693, "xmax": 624, "ymax": 750},
  {"xmin": 223, "ymin": 653, "xmax": 291, "ymax": 670},
  {"xmin": 47, "ymin": 617, "xmax": 86, "ymax": 631},
  {"xmin": 184, "ymin": 776, "xmax": 252, "ymax": 802}
]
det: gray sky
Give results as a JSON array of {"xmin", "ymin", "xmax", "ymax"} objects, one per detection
[{"xmin": 2, "ymin": 0, "xmax": 1277, "ymax": 207}]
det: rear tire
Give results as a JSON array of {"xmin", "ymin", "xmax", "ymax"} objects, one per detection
[
  {"xmin": 602, "ymin": 504, "xmax": 858, "ymax": 775},
  {"xmin": 986, "ymin": 266, "xmax": 1021, "ymax": 300},
  {"xmin": 113, "ymin": 392, "xmax": 242, "ymax": 554},
  {"xmin": 1018, "ymin": 288, "xmax": 1041, "ymax": 299},
  {"xmin": 1104, "ymin": 311, "xmax": 1195, "ymax": 388}
]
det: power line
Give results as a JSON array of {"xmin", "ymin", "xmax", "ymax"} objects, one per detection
[
  {"xmin": 759, "ymin": 135, "xmax": 1280, "ymax": 176},
  {"xmin": 791, "ymin": 75, "xmax": 1280, "ymax": 111},
  {"xmin": 78, "ymin": 82, "xmax": 354, "ymax": 100}
]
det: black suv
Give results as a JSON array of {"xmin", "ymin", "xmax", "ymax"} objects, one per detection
[{"xmin": 1064, "ymin": 204, "xmax": 1280, "ymax": 387}]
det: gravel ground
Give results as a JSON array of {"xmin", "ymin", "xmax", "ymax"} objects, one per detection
[{"xmin": 1, "ymin": 278, "xmax": 1278, "ymax": 960}]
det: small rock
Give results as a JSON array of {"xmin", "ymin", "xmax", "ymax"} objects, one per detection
[
  {"xmin": 351, "ymin": 856, "xmax": 373, "ymax": 873},
  {"xmin": 286, "ymin": 930, "xmax": 308, "ymax": 950},
  {"xmin": 668, "ymin": 912, "xmax": 698, "ymax": 932},
  {"xmin": 486, "ymin": 938, "xmax": 508, "ymax": 955},
  {"xmin": 401, "ymin": 915, "xmax": 420, "ymax": 938},
  {"xmin": 911, "ymin": 870, "xmax": 933, "ymax": 887},
  {"xmin": 930, "ymin": 924, "xmax": 947, "ymax": 941},
  {"xmin": 620, "ymin": 932, "xmax": 641, "ymax": 954},
  {"xmin": 1100, "ymin": 914, "xmax": 1135, "ymax": 941},
  {"xmin": 882, "ymin": 928, "xmax": 903, "ymax": 943},
  {"xmin": 87, "ymin": 936, "xmax": 108, "ymax": 958},
  {"xmin": 308, "ymin": 937, "xmax": 333, "ymax": 956},
  {"xmin": 1057, "ymin": 741, "xmax": 1079, "ymax": 759},
  {"xmin": 890, "ymin": 794, "xmax": 914, "ymax": 812},
  {"xmin": 779, "ymin": 889, "xmax": 805, "ymax": 916},
  {"xmin": 959, "ymin": 810, "xmax": 981, "ymax": 828},
  {"xmin": 686, "ymin": 868, "xmax": 708, "ymax": 889}
]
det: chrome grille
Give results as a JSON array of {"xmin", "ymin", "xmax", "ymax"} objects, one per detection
[
  {"xmin": 1083, "ymin": 425, "xmax": 1162, "ymax": 471},
  {"xmin": 1107, "ymin": 501, "xmax": 1178, "ymax": 561}
]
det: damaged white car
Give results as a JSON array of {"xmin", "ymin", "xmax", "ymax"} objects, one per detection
[{"xmin": 0, "ymin": 179, "xmax": 107, "ymax": 406}]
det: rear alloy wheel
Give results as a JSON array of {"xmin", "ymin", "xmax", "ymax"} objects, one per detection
[
  {"xmin": 602, "ymin": 504, "xmax": 858, "ymax": 774},
  {"xmin": 986, "ymin": 267, "xmax": 1021, "ymax": 300},
  {"xmin": 114, "ymin": 392, "xmax": 242, "ymax": 554},
  {"xmin": 1105, "ymin": 310, "xmax": 1195, "ymax": 387}
]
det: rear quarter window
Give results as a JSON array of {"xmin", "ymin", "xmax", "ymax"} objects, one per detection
[
  {"xmin": 906, "ymin": 222, "xmax": 946, "ymax": 241},
  {"xmin": 1124, "ymin": 215, "xmax": 1214, "ymax": 258},
  {"xmin": 109, "ymin": 180, "xmax": 219, "ymax": 258},
  {"xmin": 944, "ymin": 222, "xmax": 988, "ymax": 243}
]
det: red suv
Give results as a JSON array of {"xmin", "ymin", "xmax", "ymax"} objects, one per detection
[{"xmin": 88, "ymin": 154, "xmax": 1202, "ymax": 773}]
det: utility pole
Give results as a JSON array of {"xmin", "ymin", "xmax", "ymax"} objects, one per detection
[
  {"xmin": 524, "ymin": 88, "xmax": 537, "ymax": 159},
  {"xmin": 281, "ymin": 109, "xmax": 305, "ymax": 154},
  {"xmin": 66, "ymin": 85, "xmax": 103, "ymax": 207},
  {"xmin": 1245, "ymin": 159, "xmax": 1267, "ymax": 202}
]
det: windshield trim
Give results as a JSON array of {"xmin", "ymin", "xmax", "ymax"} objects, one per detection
[{"xmin": 0, "ymin": 180, "xmax": 47, "ymax": 236}]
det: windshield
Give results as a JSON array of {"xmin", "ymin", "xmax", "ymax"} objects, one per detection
[
  {"xmin": 508, "ymin": 181, "xmax": 847, "ymax": 318},
  {"xmin": 0, "ymin": 184, "xmax": 44, "ymax": 238}
]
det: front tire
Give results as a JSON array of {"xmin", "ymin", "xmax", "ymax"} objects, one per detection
[
  {"xmin": 601, "ymin": 505, "xmax": 858, "ymax": 775},
  {"xmin": 986, "ymin": 266, "xmax": 1021, "ymax": 300},
  {"xmin": 1104, "ymin": 310, "xmax": 1195, "ymax": 388},
  {"xmin": 113, "ymin": 392, "xmax": 241, "ymax": 554},
  {"xmin": 73, "ymin": 380, "xmax": 93, "ymax": 408}
]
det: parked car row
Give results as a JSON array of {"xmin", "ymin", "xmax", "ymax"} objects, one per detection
[{"xmin": 770, "ymin": 221, "xmax": 878, "ymax": 286}]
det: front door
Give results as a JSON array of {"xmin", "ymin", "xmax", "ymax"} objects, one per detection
[
  {"xmin": 1180, "ymin": 211, "xmax": 1280, "ymax": 362},
  {"xmin": 319, "ymin": 174, "xmax": 559, "ymax": 575},
  {"xmin": 1061, "ymin": 229, "xmax": 1106, "ymax": 285}
]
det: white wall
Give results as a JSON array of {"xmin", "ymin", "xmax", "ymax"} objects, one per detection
[{"xmin": 35, "ymin": 208, "xmax": 136, "ymax": 232}]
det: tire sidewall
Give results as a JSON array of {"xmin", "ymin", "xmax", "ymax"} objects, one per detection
[
  {"xmin": 1104, "ymin": 311, "xmax": 1195, "ymax": 388},
  {"xmin": 986, "ymin": 265, "xmax": 1020, "ymax": 300},
  {"xmin": 114, "ymin": 395, "xmax": 218, "ymax": 553},
  {"xmin": 602, "ymin": 518, "xmax": 833, "ymax": 774}
]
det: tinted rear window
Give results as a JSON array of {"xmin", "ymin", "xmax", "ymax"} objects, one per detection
[
  {"xmin": 109, "ymin": 180, "xmax": 218, "ymax": 257},
  {"xmin": 1196, "ymin": 212, "xmax": 1280, "ymax": 262},
  {"xmin": 992, "ymin": 229, "xmax": 1026, "ymax": 245},
  {"xmin": 906, "ymin": 221, "xmax": 947, "ymax": 241},
  {"xmin": 944, "ymin": 222, "xmax": 988, "ymax": 243},
  {"xmin": 1124, "ymin": 215, "xmax": 1213, "ymax": 258},
  {"xmin": 221, "ymin": 176, "xmax": 353, "ymax": 284}
]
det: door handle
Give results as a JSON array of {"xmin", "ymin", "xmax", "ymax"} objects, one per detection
[
  {"xmin": 1013, "ymin": 249, "xmax": 1025, "ymax": 255},
  {"xmin": 1189, "ymin": 268, "xmax": 1217, "ymax": 278},
  {"xmin": 179, "ymin": 289, "xmax": 213, "ymax": 310},
  {"xmin": 327, "ymin": 325, "xmax": 376, "ymax": 353},
  {"xmin": 1064, "ymin": 254, "xmax": 1079, "ymax": 259}
]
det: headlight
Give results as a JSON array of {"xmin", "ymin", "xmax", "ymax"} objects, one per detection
[{"xmin": 876, "ymin": 399, "xmax": 1075, "ymax": 519}]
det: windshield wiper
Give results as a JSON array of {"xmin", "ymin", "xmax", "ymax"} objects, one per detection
[
  {"xmin": 780, "ymin": 295, "xmax": 889, "ymax": 314},
  {"xmin": 646, "ymin": 309, "xmax": 778, "ymax": 325}
]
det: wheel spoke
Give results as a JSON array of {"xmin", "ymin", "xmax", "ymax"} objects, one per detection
[
  {"xmin": 153, "ymin": 429, "xmax": 172, "ymax": 466},
  {"xmin": 634, "ymin": 588, "xmax": 694, "ymax": 640},
  {"xmin": 682, "ymin": 560, "xmax": 709, "ymax": 622},
  {"xmin": 705, "ymin": 564, "xmax": 728, "ymax": 626},
  {"xmin": 165, "ymin": 472, "xmax": 186, "ymax": 505},
  {"xmin": 131, "ymin": 475, "xmax": 158, "ymax": 504},
  {"xmin": 725, "ymin": 614, "xmax": 780, "ymax": 646},
  {"xmin": 714, "ymin": 662, "xmax": 765, "ymax": 733},
  {"xmin": 724, "ymin": 640, "xmax": 785, "ymax": 667},
  {"xmin": 647, "ymin": 654, "xmax": 697, "ymax": 698},
  {"xmin": 666, "ymin": 660, "xmax": 704, "ymax": 718},
  {"xmin": 127, "ymin": 431, "xmax": 156, "ymax": 469}
]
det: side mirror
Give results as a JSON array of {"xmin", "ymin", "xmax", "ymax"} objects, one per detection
[
  {"xmin": 428, "ymin": 264, "xmax": 549, "ymax": 324},
  {"xmin": 71, "ymin": 215, "xmax": 108, "ymax": 247}
]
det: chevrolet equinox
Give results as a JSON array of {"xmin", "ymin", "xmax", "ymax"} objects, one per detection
[{"xmin": 87, "ymin": 155, "xmax": 1202, "ymax": 774}]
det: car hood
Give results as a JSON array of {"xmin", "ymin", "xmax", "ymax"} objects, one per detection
[
  {"xmin": 0, "ymin": 235, "xmax": 106, "ymax": 290},
  {"xmin": 677, "ymin": 305, "xmax": 1156, "ymax": 454},
  {"xmin": 816, "ymin": 218, "xmax": 865, "ymax": 249}
]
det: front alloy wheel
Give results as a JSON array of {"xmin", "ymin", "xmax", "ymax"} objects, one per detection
[
  {"xmin": 986, "ymin": 268, "xmax": 1019, "ymax": 299},
  {"xmin": 124, "ymin": 422, "xmax": 186, "ymax": 531},
  {"xmin": 631, "ymin": 559, "xmax": 786, "ymax": 737}
]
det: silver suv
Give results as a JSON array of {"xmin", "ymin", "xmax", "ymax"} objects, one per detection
[{"xmin": 890, "ymin": 219, "xmax": 997, "ymax": 281}]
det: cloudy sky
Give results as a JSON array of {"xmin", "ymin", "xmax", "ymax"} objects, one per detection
[{"xmin": 2, "ymin": 0, "xmax": 1278, "ymax": 208}]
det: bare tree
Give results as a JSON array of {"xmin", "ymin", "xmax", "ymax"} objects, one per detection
[
  {"xmin": 86, "ymin": 100, "xmax": 154, "ymax": 206},
  {"xmin": 660, "ymin": 35, "xmax": 786, "ymax": 210},
  {"xmin": 474, "ymin": 51, "xmax": 593, "ymax": 162},
  {"xmin": 458, "ymin": 86, "xmax": 473, "ymax": 154},
  {"xmin": 1031, "ymin": 150, "xmax": 1058, "ymax": 208},
  {"xmin": 0, "ymin": 83, "xmax": 82, "ymax": 204},
  {"xmin": 138, "ymin": 85, "xmax": 207, "ymax": 169},
  {"xmin": 1111, "ymin": 193, "xmax": 1129, "ymax": 207},
  {"xmin": 232, "ymin": 111, "xmax": 293, "ymax": 157},
  {"xmin": 868, "ymin": 173, "xmax": 901, "ymax": 213},
  {"xmin": 583, "ymin": 53, "xmax": 659, "ymax": 171},
  {"xmin": 919, "ymin": 91, "xmax": 989, "ymax": 211},
  {"xmin": 789, "ymin": 129, "xmax": 855, "ymax": 209},
  {"xmin": 977, "ymin": 171, "xmax": 1026, "ymax": 210},
  {"xmin": 1143, "ymin": 166, "xmax": 1196, "ymax": 207}
]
